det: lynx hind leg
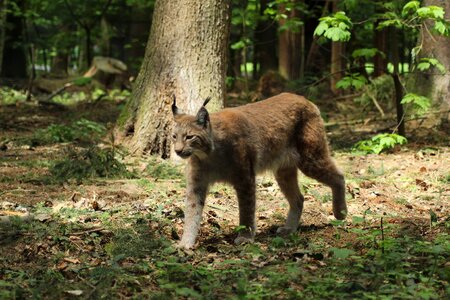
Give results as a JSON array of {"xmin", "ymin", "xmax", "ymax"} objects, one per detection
[
  {"xmin": 297, "ymin": 120, "xmax": 347, "ymax": 220},
  {"xmin": 275, "ymin": 167, "xmax": 304, "ymax": 234}
]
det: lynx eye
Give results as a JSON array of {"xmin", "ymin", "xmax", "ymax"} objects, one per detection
[
  {"xmin": 185, "ymin": 135, "xmax": 195, "ymax": 140},
  {"xmin": 172, "ymin": 134, "xmax": 177, "ymax": 139}
]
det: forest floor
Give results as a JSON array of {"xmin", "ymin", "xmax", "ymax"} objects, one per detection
[{"xmin": 0, "ymin": 96, "xmax": 449, "ymax": 299}]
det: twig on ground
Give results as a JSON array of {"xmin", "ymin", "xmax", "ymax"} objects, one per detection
[{"xmin": 70, "ymin": 227, "xmax": 105, "ymax": 236}]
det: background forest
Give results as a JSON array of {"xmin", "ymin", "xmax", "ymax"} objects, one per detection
[{"xmin": 0, "ymin": 0, "xmax": 449, "ymax": 299}]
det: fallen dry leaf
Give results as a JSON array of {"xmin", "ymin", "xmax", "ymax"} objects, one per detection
[{"xmin": 63, "ymin": 257, "xmax": 81, "ymax": 264}]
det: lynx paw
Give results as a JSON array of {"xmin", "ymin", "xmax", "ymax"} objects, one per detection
[
  {"xmin": 276, "ymin": 226, "xmax": 296, "ymax": 235},
  {"xmin": 177, "ymin": 240, "xmax": 195, "ymax": 250},
  {"xmin": 333, "ymin": 208, "xmax": 348, "ymax": 220},
  {"xmin": 234, "ymin": 236, "xmax": 254, "ymax": 245}
]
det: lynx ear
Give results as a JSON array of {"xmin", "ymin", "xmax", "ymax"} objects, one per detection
[
  {"xmin": 196, "ymin": 107, "xmax": 209, "ymax": 128},
  {"xmin": 202, "ymin": 96, "xmax": 211, "ymax": 107},
  {"xmin": 171, "ymin": 95, "xmax": 183, "ymax": 116}
]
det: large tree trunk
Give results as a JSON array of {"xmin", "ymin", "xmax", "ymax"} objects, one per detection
[
  {"xmin": 116, "ymin": 0, "xmax": 230, "ymax": 158},
  {"xmin": 411, "ymin": 0, "xmax": 450, "ymax": 123}
]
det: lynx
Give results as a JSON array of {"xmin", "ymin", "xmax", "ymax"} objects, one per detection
[{"xmin": 171, "ymin": 92, "xmax": 347, "ymax": 249}]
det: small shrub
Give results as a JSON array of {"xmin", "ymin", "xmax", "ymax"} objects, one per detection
[
  {"xmin": 353, "ymin": 133, "xmax": 407, "ymax": 154},
  {"xmin": 50, "ymin": 146, "xmax": 132, "ymax": 183},
  {"xmin": 145, "ymin": 158, "xmax": 182, "ymax": 180},
  {"xmin": 52, "ymin": 91, "xmax": 87, "ymax": 105},
  {"xmin": 0, "ymin": 88, "xmax": 27, "ymax": 105},
  {"xmin": 354, "ymin": 75, "xmax": 394, "ymax": 110},
  {"xmin": 33, "ymin": 119, "xmax": 105, "ymax": 145}
]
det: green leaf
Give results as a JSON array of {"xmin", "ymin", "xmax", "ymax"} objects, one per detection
[
  {"xmin": 72, "ymin": 77, "xmax": 92, "ymax": 86},
  {"xmin": 402, "ymin": 1, "xmax": 420, "ymax": 16},
  {"xmin": 434, "ymin": 20, "xmax": 446, "ymax": 34},
  {"xmin": 377, "ymin": 19, "xmax": 402, "ymax": 29},
  {"xmin": 417, "ymin": 62, "xmax": 431, "ymax": 71},
  {"xmin": 417, "ymin": 58, "xmax": 445, "ymax": 73},
  {"xmin": 353, "ymin": 133, "xmax": 407, "ymax": 154},
  {"xmin": 352, "ymin": 216, "xmax": 365, "ymax": 224},
  {"xmin": 417, "ymin": 6, "xmax": 444, "ymax": 19},
  {"xmin": 336, "ymin": 73, "xmax": 367, "ymax": 90},
  {"xmin": 231, "ymin": 40, "xmax": 246, "ymax": 50},
  {"xmin": 352, "ymin": 48, "xmax": 382, "ymax": 59},
  {"xmin": 314, "ymin": 11, "xmax": 352, "ymax": 42},
  {"xmin": 314, "ymin": 22, "xmax": 329, "ymax": 36},
  {"xmin": 401, "ymin": 93, "xmax": 431, "ymax": 114},
  {"xmin": 330, "ymin": 247, "xmax": 355, "ymax": 259}
]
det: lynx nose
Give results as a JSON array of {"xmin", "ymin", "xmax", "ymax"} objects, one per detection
[{"xmin": 175, "ymin": 149, "xmax": 182, "ymax": 156}]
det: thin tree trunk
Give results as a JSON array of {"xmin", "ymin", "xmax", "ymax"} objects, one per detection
[
  {"xmin": 373, "ymin": 24, "xmax": 387, "ymax": 77},
  {"xmin": 278, "ymin": 1, "xmax": 302, "ymax": 80},
  {"xmin": 254, "ymin": 0, "xmax": 277, "ymax": 76},
  {"xmin": 305, "ymin": 0, "xmax": 330, "ymax": 74},
  {"xmin": 390, "ymin": 27, "xmax": 405, "ymax": 135},
  {"xmin": 100, "ymin": 17, "xmax": 111, "ymax": 56},
  {"xmin": 330, "ymin": 1, "xmax": 343, "ymax": 94},
  {"xmin": 116, "ymin": 0, "xmax": 230, "ymax": 158},
  {"xmin": 85, "ymin": 27, "xmax": 92, "ymax": 67}
]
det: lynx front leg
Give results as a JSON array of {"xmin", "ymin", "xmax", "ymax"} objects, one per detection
[
  {"xmin": 178, "ymin": 183, "xmax": 207, "ymax": 249},
  {"xmin": 233, "ymin": 177, "xmax": 256, "ymax": 245},
  {"xmin": 275, "ymin": 167, "xmax": 304, "ymax": 234}
]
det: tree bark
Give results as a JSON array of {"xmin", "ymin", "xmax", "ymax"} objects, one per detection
[
  {"xmin": 254, "ymin": 0, "xmax": 277, "ymax": 77},
  {"xmin": 330, "ymin": 1, "xmax": 343, "ymax": 95},
  {"xmin": 0, "ymin": 0, "xmax": 8, "ymax": 75},
  {"xmin": 390, "ymin": 28, "xmax": 405, "ymax": 136},
  {"xmin": 278, "ymin": 1, "xmax": 302, "ymax": 80},
  {"xmin": 1, "ymin": 0, "xmax": 27, "ymax": 78},
  {"xmin": 373, "ymin": 24, "xmax": 387, "ymax": 77},
  {"xmin": 305, "ymin": 0, "xmax": 329, "ymax": 75},
  {"xmin": 412, "ymin": 0, "xmax": 450, "ymax": 123},
  {"xmin": 51, "ymin": 50, "xmax": 69, "ymax": 77},
  {"xmin": 116, "ymin": 0, "xmax": 230, "ymax": 158}
]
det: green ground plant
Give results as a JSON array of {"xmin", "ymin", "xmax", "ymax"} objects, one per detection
[
  {"xmin": 353, "ymin": 133, "xmax": 407, "ymax": 154},
  {"xmin": 144, "ymin": 157, "xmax": 183, "ymax": 180},
  {"xmin": 33, "ymin": 119, "xmax": 106, "ymax": 145},
  {"xmin": 1, "ymin": 168, "xmax": 449, "ymax": 299},
  {"xmin": 49, "ymin": 146, "xmax": 132, "ymax": 183}
]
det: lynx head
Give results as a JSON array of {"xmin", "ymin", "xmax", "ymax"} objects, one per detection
[{"xmin": 171, "ymin": 96, "xmax": 213, "ymax": 159}]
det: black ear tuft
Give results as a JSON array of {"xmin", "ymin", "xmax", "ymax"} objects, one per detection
[
  {"xmin": 196, "ymin": 107, "xmax": 209, "ymax": 128},
  {"xmin": 172, "ymin": 95, "xmax": 183, "ymax": 116},
  {"xmin": 202, "ymin": 97, "xmax": 211, "ymax": 107}
]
